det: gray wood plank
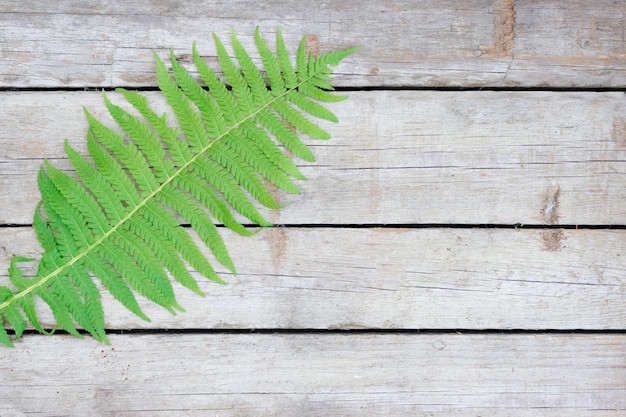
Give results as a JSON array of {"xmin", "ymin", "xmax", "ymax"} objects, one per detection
[
  {"xmin": 1, "ymin": 0, "xmax": 625, "ymax": 88},
  {"xmin": 1, "ymin": 90, "xmax": 625, "ymax": 225},
  {"xmin": 1, "ymin": 333, "xmax": 624, "ymax": 416},
  {"xmin": 1, "ymin": 227, "xmax": 624, "ymax": 330}
]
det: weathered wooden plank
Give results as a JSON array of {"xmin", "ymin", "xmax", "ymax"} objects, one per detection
[
  {"xmin": 1, "ymin": 227, "xmax": 623, "ymax": 330},
  {"xmin": 1, "ymin": 0, "xmax": 626, "ymax": 88},
  {"xmin": 1, "ymin": 333, "xmax": 624, "ymax": 416},
  {"xmin": 1, "ymin": 90, "xmax": 625, "ymax": 225}
]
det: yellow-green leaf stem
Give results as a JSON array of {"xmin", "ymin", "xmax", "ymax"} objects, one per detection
[{"xmin": 0, "ymin": 28, "xmax": 357, "ymax": 346}]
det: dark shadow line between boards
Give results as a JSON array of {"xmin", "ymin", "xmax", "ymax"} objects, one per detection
[
  {"xmin": 1, "ymin": 86, "xmax": 626, "ymax": 94},
  {"xmin": 9, "ymin": 328, "xmax": 626, "ymax": 338},
  {"xmin": 1, "ymin": 223, "xmax": 626, "ymax": 230},
  {"xmin": 254, "ymin": 223, "xmax": 626, "ymax": 230}
]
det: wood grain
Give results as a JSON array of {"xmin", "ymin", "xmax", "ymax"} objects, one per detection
[
  {"xmin": 1, "ymin": 227, "xmax": 623, "ymax": 330},
  {"xmin": 1, "ymin": 333, "xmax": 624, "ymax": 416},
  {"xmin": 1, "ymin": 0, "xmax": 626, "ymax": 88},
  {"xmin": 0, "ymin": 3, "xmax": 624, "ymax": 415},
  {"xmin": 1, "ymin": 90, "xmax": 625, "ymax": 225}
]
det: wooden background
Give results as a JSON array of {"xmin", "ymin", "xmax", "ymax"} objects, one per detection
[{"xmin": 1, "ymin": 1, "xmax": 625, "ymax": 416}]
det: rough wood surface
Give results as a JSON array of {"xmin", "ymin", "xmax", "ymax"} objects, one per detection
[
  {"xmin": 1, "ymin": 227, "xmax": 624, "ymax": 330},
  {"xmin": 1, "ymin": 90, "xmax": 625, "ymax": 226},
  {"xmin": 1, "ymin": 2, "xmax": 624, "ymax": 416},
  {"xmin": 1, "ymin": 0, "xmax": 626, "ymax": 88},
  {"xmin": 1, "ymin": 333, "xmax": 624, "ymax": 417}
]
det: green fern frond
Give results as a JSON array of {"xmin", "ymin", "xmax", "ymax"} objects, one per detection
[{"xmin": 0, "ymin": 27, "xmax": 357, "ymax": 347}]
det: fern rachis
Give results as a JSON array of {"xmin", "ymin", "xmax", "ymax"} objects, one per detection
[{"xmin": 0, "ymin": 28, "xmax": 357, "ymax": 347}]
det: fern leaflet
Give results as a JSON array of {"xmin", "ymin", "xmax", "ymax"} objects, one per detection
[{"xmin": 0, "ymin": 28, "xmax": 357, "ymax": 347}]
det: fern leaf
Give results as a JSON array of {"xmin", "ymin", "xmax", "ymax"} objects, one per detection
[
  {"xmin": 0, "ymin": 27, "xmax": 356, "ymax": 347},
  {"xmin": 157, "ymin": 185, "xmax": 236, "ymax": 273},
  {"xmin": 8, "ymin": 256, "xmax": 46, "ymax": 334},
  {"xmin": 0, "ymin": 287, "xmax": 25, "ymax": 341},
  {"xmin": 103, "ymin": 93, "xmax": 174, "ymax": 183},
  {"xmin": 169, "ymin": 50, "xmax": 227, "ymax": 139},
  {"xmin": 272, "ymin": 97, "xmax": 331, "ymax": 139},
  {"xmin": 275, "ymin": 28, "xmax": 299, "ymax": 89},
  {"xmin": 155, "ymin": 53, "xmax": 211, "ymax": 152},
  {"xmin": 0, "ymin": 315, "xmax": 13, "ymax": 347},
  {"xmin": 192, "ymin": 42, "xmax": 240, "ymax": 126},
  {"xmin": 65, "ymin": 141, "xmax": 126, "ymax": 222},
  {"xmin": 255, "ymin": 27, "xmax": 286, "ymax": 96},
  {"xmin": 287, "ymin": 90, "xmax": 338, "ymax": 122},
  {"xmin": 214, "ymin": 33, "xmax": 256, "ymax": 116},
  {"xmin": 191, "ymin": 157, "xmax": 271, "ymax": 226},
  {"xmin": 231, "ymin": 30, "xmax": 273, "ymax": 107},
  {"xmin": 173, "ymin": 172, "xmax": 252, "ymax": 237},
  {"xmin": 296, "ymin": 36, "xmax": 309, "ymax": 83},
  {"xmin": 127, "ymin": 216, "xmax": 203, "ymax": 295},
  {"xmin": 86, "ymin": 129, "xmax": 143, "ymax": 206}
]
